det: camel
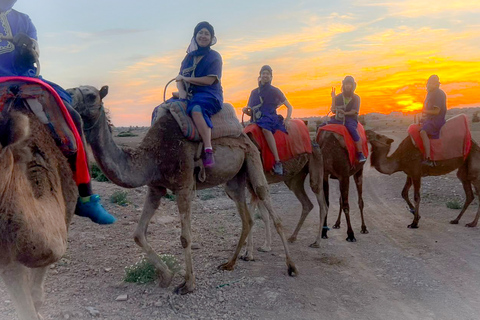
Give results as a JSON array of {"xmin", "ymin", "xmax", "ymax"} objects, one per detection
[
  {"xmin": 241, "ymin": 144, "xmax": 328, "ymax": 260},
  {"xmin": 366, "ymin": 129, "xmax": 480, "ymax": 228},
  {"xmin": 316, "ymin": 131, "xmax": 368, "ymax": 243},
  {"xmin": 68, "ymin": 85, "xmax": 298, "ymax": 294},
  {"xmin": 0, "ymin": 107, "xmax": 77, "ymax": 320}
]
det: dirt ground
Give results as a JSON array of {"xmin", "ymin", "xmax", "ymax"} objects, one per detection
[{"xmin": 2, "ymin": 116, "xmax": 480, "ymax": 320}]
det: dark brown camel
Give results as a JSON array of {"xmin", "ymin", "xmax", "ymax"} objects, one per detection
[
  {"xmin": 242, "ymin": 143, "xmax": 328, "ymax": 260},
  {"xmin": 69, "ymin": 85, "xmax": 298, "ymax": 295},
  {"xmin": 316, "ymin": 131, "xmax": 368, "ymax": 242},
  {"xmin": 366, "ymin": 129, "xmax": 480, "ymax": 228}
]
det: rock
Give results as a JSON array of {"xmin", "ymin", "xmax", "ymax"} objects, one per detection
[
  {"xmin": 104, "ymin": 267, "xmax": 112, "ymax": 272},
  {"xmin": 85, "ymin": 307, "xmax": 100, "ymax": 317},
  {"xmin": 115, "ymin": 294, "xmax": 128, "ymax": 301},
  {"xmin": 191, "ymin": 243, "xmax": 201, "ymax": 250}
]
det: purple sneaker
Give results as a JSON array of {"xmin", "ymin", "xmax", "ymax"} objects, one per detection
[{"xmin": 203, "ymin": 149, "xmax": 215, "ymax": 168}]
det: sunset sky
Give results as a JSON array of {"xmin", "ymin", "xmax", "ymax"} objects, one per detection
[{"xmin": 16, "ymin": 0, "xmax": 480, "ymax": 126}]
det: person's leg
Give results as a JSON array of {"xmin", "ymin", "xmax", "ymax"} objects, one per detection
[
  {"xmin": 346, "ymin": 122, "xmax": 366, "ymax": 162},
  {"xmin": 420, "ymin": 130, "xmax": 431, "ymax": 159},
  {"xmin": 262, "ymin": 128, "xmax": 283, "ymax": 175},
  {"xmin": 191, "ymin": 105, "xmax": 214, "ymax": 167},
  {"xmin": 65, "ymin": 102, "xmax": 116, "ymax": 224}
]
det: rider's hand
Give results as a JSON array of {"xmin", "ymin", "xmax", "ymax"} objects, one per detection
[
  {"xmin": 242, "ymin": 107, "xmax": 252, "ymax": 116},
  {"xmin": 331, "ymin": 87, "xmax": 336, "ymax": 99},
  {"xmin": 175, "ymin": 74, "xmax": 184, "ymax": 82},
  {"xmin": 12, "ymin": 33, "xmax": 34, "ymax": 50}
]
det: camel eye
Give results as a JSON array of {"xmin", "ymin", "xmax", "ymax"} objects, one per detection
[{"xmin": 86, "ymin": 93, "xmax": 97, "ymax": 103}]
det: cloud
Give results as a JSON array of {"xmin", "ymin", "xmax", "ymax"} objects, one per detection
[{"xmin": 357, "ymin": 0, "xmax": 480, "ymax": 17}]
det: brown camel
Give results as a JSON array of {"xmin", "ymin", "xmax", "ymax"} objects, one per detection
[
  {"xmin": 316, "ymin": 131, "xmax": 368, "ymax": 242},
  {"xmin": 242, "ymin": 144, "xmax": 328, "ymax": 260},
  {"xmin": 68, "ymin": 85, "xmax": 298, "ymax": 294},
  {"xmin": 366, "ymin": 129, "xmax": 480, "ymax": 228},
  {"xmin": 0, "ymin": 108, "xmax": 77, "ymax": 320}
]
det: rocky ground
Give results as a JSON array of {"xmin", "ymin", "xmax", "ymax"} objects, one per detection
[{"xmin": 1, "ymin": 117, "xmax": 480, "ymax": 320}]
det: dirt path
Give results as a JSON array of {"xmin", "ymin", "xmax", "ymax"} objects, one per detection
[{"xmin": 2, "ymin": 131, "xmax": 480, "ymax": 320}]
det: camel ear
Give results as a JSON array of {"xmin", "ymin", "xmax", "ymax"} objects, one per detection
[
  {"xmin": 0, "ymin": 112, "xmax": 30, "ymax": 150},
  {"xmin": 99, "ymin": 86, "xmax": 109, "ymax": 99}
]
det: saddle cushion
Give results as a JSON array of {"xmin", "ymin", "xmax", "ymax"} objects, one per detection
[
  {"xmin": 152, "ymin": 101, "xmax": 243, "ymax": 141},
  {"xmin": 316, "ymin": 123, "xmax": 368, "ymax": 166},
  {"xmin": 244, "ymin": 119, "xmax": 312, "ymax": 171},
  {"xmin": 408, "ymin": 114, "xmax": 472, "ymax": 161}
]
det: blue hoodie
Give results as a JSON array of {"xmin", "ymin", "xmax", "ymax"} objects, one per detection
[{"xmin": 0, "ymin": 0, "xmax": 38, "ymax": 76}]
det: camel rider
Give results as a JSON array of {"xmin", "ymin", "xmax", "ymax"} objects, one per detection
[
  {"xmin": 242, "ymin": 65, "xmax": 293, "ymax": 175},
  {"xmin": 329, "ymin": 76, "xmax": 367, "ymax": 163},
  {"xmin": 0, "ymin": 0, "xmax": 116, "ymax": 224},
  {"xmin": 420, "ymin": 74, "xmax": 447, "ymax": 167}
]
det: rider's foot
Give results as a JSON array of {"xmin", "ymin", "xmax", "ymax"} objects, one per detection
[
  {"xmin": 422, "ymin": 158, "xmax": 435, "ymax": 167},
  {"xmin": 203, "ymin": 149, "xmax": 215, "ymax": 168},
  {"xmin": 357, "ymin": 152, "xmax": 367, "ymax": 163},
  {"xmin": 273, "ymin": 161, "xmax": 283, "ymax": 175},
  {"xmin": 75, "ymin": 195, "xmax": 116, "ymax": 225}
]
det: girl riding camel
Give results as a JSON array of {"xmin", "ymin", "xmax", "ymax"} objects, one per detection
[{"xmin": 243, "ymin": 65, "xmax": 293, "ymax": 175}]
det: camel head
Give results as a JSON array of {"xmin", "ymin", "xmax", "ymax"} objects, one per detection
[
  {"xmin": 365, "ymin": 130, "xmax": 394, "ymax": 149},
  {"xmin": 67, "ymin": 85, "xmax": 109, "ymax": 131}
]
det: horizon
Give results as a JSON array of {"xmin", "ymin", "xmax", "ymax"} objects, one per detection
[{"xmin": 14, "ymin": 0, "xmax": 480, "ymax": 126}]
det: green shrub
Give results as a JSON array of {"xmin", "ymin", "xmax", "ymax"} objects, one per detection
[
  {"xmin": 446, "ymin": 199, "xmax": 462, "ymax": 209},
  {"xmin": 90, "ymin": 163, "xmax": 109, "ymax": 182},
  {"xmin": 110, "ymin": 190, "xmax": 129, "ymax": 206},
  {"xmin": 199, "ymin": 191, "xmax": 216, "ymax": 201},
  {"xmin": 116, "ymin": 131, "xmax": 138, "ymax": 137},
  {"xmin": 124, "ymin": 255, "xmax": 181, "ymax": 284},
  {"xmin": 164, "ymin": 192, "xmax": 176, "ymax": 201}
]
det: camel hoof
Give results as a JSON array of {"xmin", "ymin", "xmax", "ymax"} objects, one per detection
[
  {"xmin": 466, "ymin": 223, "xmax": 477, "ymax": 228},
  {"xmin": 257, "ymin": 246, "xmax": 271, "ymax": 252},
  {"xmin": 240, "ymin": 254, "xmax": 255, "ymax": 262},
  {"xmin": 157, "ymin": 270, "xmax": 174, "ymax": 288},
  {"xmin": 309, "ymin": 242, "xmax": 320, "ymax": 248},
  {"xmin": 450, "ymin": 220, "xmax": 459, "ymax": 225},
  {"xmin": 174, "ymin": 281, "xmax": 195, "ymax": 295},
  {"xmin": 346, "ymin": 236, "xmax": 356, "ymax": 242},
  {"xmin": 408, "ymin": 224, "xmax": 419, "ymax": 229},
  {"xmin": 287, "ymin": 236, "xmax": 297, "ymax": 243},
  {"xmin": 287, "ymin": 263, "xmax": 298, "ymax": 277},
  {"xmin": 361, "ymin": 229, "xmax": 369, "ymax": 234},
  {"xmin": 218, "ymin": 262, "xmax": 235, "ymax": 271},
  {"xmin": 332, "ymin": 224, "xmax": 341, "ymax": 229}
]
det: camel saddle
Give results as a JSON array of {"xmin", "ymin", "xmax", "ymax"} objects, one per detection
[
  {"xmin": 151, "ymin": 100, "xmax": 243, "ymax": 141},
  {"xmin": 316, "ymin": 123, "xmax": 369, "ymax": 167},
  {"xmin": 244, "ymin": 119, "xmax": 312, "ymax": 171},
  {"xmin": 408, "ymin": 114, "xmax": 472, "ymax": 161}
]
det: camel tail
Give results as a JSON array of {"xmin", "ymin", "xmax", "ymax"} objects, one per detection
[{"xmin": 244, "ymin": 140, "xmax": 269, "ymax": 200}]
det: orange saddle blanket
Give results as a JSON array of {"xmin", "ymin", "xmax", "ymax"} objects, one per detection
[
  {"xmin": 244, "ymin": 119, "xmax": 312, "ymax": 171},
  {"xmin": 408, "ymin": 114, "xmax": 472, "ymax": 161},
  {"xmin": 316, "ymin": 123, "xmax": 368, "ymax": 166}
]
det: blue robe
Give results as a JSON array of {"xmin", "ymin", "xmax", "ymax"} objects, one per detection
[
  {"xmin": 421, "ymin": 88, "xmax": 446, "ymax": 139},
  {"xmin": 180, "ymin": 49, "xmax": 223, "ymax": 128},
  {"xmin": 247, "ymin": 83, "xmax": 287, "ymax": 133}
]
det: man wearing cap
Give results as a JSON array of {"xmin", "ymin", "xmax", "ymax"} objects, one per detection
[
  {"xmin": 329, "ymin": 76, "xmax": 367, "ymax": 163},
  {"xmin": 420, "ymin": 74, "xmax": 447, "ymax": 166}
]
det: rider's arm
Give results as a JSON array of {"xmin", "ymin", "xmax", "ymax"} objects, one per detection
[
  {"xmin": 423, "ymin": 106, "xmax": 440, "ymax": 115},
  {"xmin": 178, "ymin": 75, "xmax": 217, "ymax": 86},
  {"xmin": 282, "ymin": 99, "xmax": 293, "ymax": 120},
  {"xmin": 176, "ymin": 79, "xmax": 187, "ymax": 99}
]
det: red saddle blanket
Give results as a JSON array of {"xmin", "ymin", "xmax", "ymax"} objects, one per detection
[
  {"xmin": 0, "ymin": 76, "xmax": 89, "ymax": 185},
  {"xmin": 244, "ymin": 119, "xmax": 312, "ymax": 171},
  {"xmin": 408, "ymin": 114, "xmax": 472, "ymax": 161},
  {"xmin": 316, "ymin": 123, "xmax": 368, "ymax": 166}
]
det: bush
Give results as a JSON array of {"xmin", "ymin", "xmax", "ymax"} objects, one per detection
[
  {"xmin": 124, "ymin": 255, "xmax": 181, "ymax": 284},
  {"xmin": 199, "ymin": 191, "xmax": 216, "ymax": 201},
  {"xmin": 446, "ymin": 199, "xmax": 462, "ymax": 209},
  {"xmin": 473, "ymin": 112, "xmax": 480, "ymax": 123},
  {"xmin": 110, "ymin": 190, "xmax": 129, "ymax": 206},
  {"xmin": 90, "ymin": 163, "xmax": 109, "ymax": 182},
  {"xmin": 116, "ymin": 131, "xmax": 138, "ymax": 137},
  {"xmin": 164, "ymin": 192, "xmax": 176, "ymax": 201}
]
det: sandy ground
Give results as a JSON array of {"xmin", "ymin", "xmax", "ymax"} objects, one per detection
[{"xmin": 1, "ymin": 116, "xmax": 480, "ymax": 320}]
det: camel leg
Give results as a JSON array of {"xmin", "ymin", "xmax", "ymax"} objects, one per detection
[
  {"xmin": 309, "ymin": 160, "xmax": 329, "ymax": 248},
  {"xmin": 174, "ymin": 186, "xmax": 196, "ymax": 295},
  {"xmin": 402, "ymin": 176, "xmax": 415, "ymax": 214},
  {"xmin": 333, "ymin": 196, "xmax": 342, "ymax": 229},
  {"xmin": 451, "ymin": 166, "xmax": 475, "ymax": 225},
  {"xmin": 241, "ymin": 192, "xmax": 258, "ymax": 261},
  {"xmin": 1, "ymin": 264, "xmax": 39, "ymax": 320},
  {"xmin": 256, "ymin": 200, "xmax": 272, "ymax": 252},
  {"xmin": 133, "ymin": 186, "xmax": 174, "ymax": 288},
  {"xmin": 354, "ymin": 169, "xmax": 368, "ymax": 234},
  {"xmin": 339, "ymin": 177, "xmax": 355, "ymax": 242},
  {"xmin": 321, "ymin": 178, "xmax": 330, "ymax": 239},
  {"xmin": 285, "ymin": 171, "xmax": 313, "ymax": 243},
  {"xmin": 30, "ymin": 266, "xmax": 48, "ymax": 318},
  {"xmin": 220, "ymin": 171, "xmax": 253, "ymax": 270},
  {"xmin": 408, "ymin": 178, "xmax": 422, "ymax": 228},
  {"xmin": 465, "ymin": 180, "xmax": 480, "ymax": 228}
]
